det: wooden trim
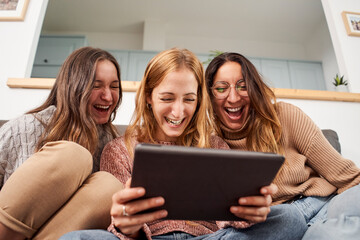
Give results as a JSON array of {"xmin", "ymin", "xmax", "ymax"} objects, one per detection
[
  {"xmin": 6, "ymin": 78, "xmax": 140, "ymax": 92},
  {"xmin": 272, "ymin": 88, "xmax": 360, "ymax": 102},
  {"xmin": 6, "ymin": 78, "xmax": 360, "ymax": 102},
  {"xmin": 0, "ymin": 0, "xmax": 30, "ymax": 21}
]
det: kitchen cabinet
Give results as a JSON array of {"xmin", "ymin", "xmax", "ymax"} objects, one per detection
[{"xmin": 31, "ymin": 35, "xmax": 87, "ymax": 78}]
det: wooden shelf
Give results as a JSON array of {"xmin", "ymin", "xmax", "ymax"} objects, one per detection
[
  {"xmin": 6, "ymin": 78, "xmax": 360, "ymax": 103},
  {"xmin": 7, "ymin": 78, "xmax": 140, "ymax": 92}
]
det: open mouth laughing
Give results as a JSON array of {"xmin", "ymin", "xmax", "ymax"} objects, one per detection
[
  {"xmin": 225, "ymin": 106, "xmax": 243, "ymax": 119},
  {"xmin": 94, "ymin": 104, "xmax": 111, "ymax": 112},
  {"xmin": 165, "ymin": 116, "xmax": 183, "ymax": 126}
]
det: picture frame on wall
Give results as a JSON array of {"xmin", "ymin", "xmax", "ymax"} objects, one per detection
[
  {"xmin": 0, "ymin": 0, "xmax": 29, "ymax": 21},
  {"xmin": 342, "ymin": 11, "xmax": 360, "ymax": 37}
]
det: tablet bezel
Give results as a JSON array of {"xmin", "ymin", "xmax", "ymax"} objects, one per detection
[{"xmin": 130, "ymin": 143, "xmax": 284, "ymax": 221}]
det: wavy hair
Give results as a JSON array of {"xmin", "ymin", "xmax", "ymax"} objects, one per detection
[
  {"xmin": 28, "ymin": 47, "xmax": 122, "ymax": 154},
  {"xmin": 125, "ymin": 48, "xmax": 214, "ymax": 156},
  {"xmin": 205, "ymin": 52, "xmax": 282, "ymax": 154}
]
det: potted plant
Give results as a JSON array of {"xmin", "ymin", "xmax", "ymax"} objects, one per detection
[
  {"xmin": 332, "ymin": 74, "xmax": 348, "ymax": 92},
  {"xmin": 202, "ymin": 50, "xmax": 224, "ymax": 65}
]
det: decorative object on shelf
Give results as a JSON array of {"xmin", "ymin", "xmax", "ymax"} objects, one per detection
[
  {"xmin": 0, "ymin": 0, "xmax": 29, "ymax": 21},
  {"xmin": 342, "ymin": 11, "xmax": 360, "ymax": 37},
  {"xmin": 202, "ymin": 50, "xmax": 224, "ymax": 65},
  {"xmin": 333, "ymin": 74, "xmax": 348, "ymax": 92}
]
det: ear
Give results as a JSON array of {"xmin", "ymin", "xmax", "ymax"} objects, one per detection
[{"xmin": 146, "ymin": 95, "xmax": 152, "ymax": 105}]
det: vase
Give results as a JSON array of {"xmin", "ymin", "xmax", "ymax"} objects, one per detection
[{"xmin": 335, "ymin": 85, "xmax": 348, "ymax": 92}]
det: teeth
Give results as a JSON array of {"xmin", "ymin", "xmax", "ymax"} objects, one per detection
[
  {"xmin": 226, "ymin": 107, "xmax": 241, "ymax": 112},
  {"xmin": 165, "ymin": 117, "xmax": 182, "ymax": 125},
  {"xmin": 95, "ymin": 105, "xmax": 110, "ymax": 109}
]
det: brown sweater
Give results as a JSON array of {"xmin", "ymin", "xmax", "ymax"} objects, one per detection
[
  {"xmin": 100, "ymin": 135, "xmax": 251, "ymax": 240},
  {"xmin": 221, "ymin": 101, "xmax": 360, "ymax": 204}
]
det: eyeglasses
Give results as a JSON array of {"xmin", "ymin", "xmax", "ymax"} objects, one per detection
[{"xmin": 211, "ymin": 80, "xmax": 247, "ymax": 99}]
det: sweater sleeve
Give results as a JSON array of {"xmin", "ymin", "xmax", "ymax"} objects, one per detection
[
  {"xmin": 100, "ymin": 138, "xmax": 153, "ymax": 240},
  {"xmin": 100, "ymin": 136, "xmax": 132, "ymax": 185},
  {"xmin": 0, "ymin": 121, "xmax": 14, "ymax": 188},
  {"xmin": 0, "ymin": 115, "xmax": 43, "ymax": 188},
  {"xmin": 279, "ymin": 102, "xmax": 360, "ymax": 193}
]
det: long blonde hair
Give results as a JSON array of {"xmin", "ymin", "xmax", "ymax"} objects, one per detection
[
  {"xmin": 125, "ymin": 48, "xmax": 214, "ymax": 156},
  {"xmin": 205, "ymin": 52, "xmax": 282, "ymax": 154},
  {"xmin": 28, "ymin": 47, "xmax": 122, "ymax": 154}
]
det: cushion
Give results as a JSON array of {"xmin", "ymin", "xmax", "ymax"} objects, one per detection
[{"xmin": 322, "ymin": 129, "xmax": 341, "ymax": 154}]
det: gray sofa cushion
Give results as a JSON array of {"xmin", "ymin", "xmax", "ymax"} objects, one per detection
[{"xmin": 322, "ymin": 129, "xmax": 341, "ymax": 154}]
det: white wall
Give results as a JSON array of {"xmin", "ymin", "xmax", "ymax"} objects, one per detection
[
  {"xmin": 305, "ymin": 18, "xmax": 340, "ymax": 91},
  {"xmin": 0, "ymin": 0, "xmax": 49, "ymax": 119},
  {"xmin": 322, "ymin": 0, "xmax": 360, "ymax": 93}
]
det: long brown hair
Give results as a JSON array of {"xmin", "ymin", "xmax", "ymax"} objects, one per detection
[
  {"xmin": 125, "ymin": 48, "xmax": 214, "ymax": 156},
  {"xmin": 28, "ymin": 47, "xmax": 122, "ymax": 154},
  {"xmin": 205, "ymin": 52, "xmax": 282, "ymax": 154}
]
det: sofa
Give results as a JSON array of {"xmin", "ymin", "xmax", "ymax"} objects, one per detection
[{"xmin": 0, "ymin": 120, "xmax": 342, "ymax": 154}]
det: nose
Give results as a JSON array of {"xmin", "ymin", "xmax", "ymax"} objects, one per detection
[
  {"xmin": 101, "ymin": 87, "xmax": 113, "ymax": 102},
  {"xmin": 171, "ymin": 100, "xmax": 184, "ymax": 118},
  {"xmin": 227, "ymin": 86, "xmax": 241, "ymax": 103}
]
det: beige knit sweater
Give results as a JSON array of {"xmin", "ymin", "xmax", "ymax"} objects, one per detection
[{"xmin": 221, "ymin": 101, "xmax": 360, "ymax": 204}]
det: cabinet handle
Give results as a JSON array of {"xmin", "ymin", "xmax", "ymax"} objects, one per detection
[{"xmin": 44, "ymin": 59, "xmax": 48, "ymax": 63}]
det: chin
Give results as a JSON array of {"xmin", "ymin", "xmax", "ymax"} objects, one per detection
[
  {"xmin": 94, "ymin": 118, "xmax": 109, "ymax": 125},
  {"xmin": 225, "ymin": 121, "xmax": 244, "ymax": 131}
]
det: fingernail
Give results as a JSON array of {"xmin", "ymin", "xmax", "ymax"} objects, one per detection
[
  {"xmin": 231, "ymin": 207, "xmax": 239, "ymax": 212},
  {"xmin": 160, "ymin": 210, "xmax": 168, "ymax": 217},
  {"xmin": 239, "ymin": 198, "xmax": 247, "ymax": 204},
  {"xmin": 137, "ymin": 188, "xmax": 145, "ymax": 194},
  {"xmin": 154, "ymin": 197, "xmax": 163, "ymax": 204}
]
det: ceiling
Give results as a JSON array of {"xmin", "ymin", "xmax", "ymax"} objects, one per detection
[{"xmin": 42, "ymin": 0, "xmax": 326, "ymax": 44}]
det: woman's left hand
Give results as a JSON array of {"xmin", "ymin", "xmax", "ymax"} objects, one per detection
[{"xmin": 230, "ymin": 183, "xmax": 278, "ymax": 223}]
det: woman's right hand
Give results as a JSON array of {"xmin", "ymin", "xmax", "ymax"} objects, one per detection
[{"xmin": 110, "ymin": 178, "xmax": 168, "ymax": 238}]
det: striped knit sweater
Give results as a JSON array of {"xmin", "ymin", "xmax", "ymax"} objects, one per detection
[
  {"xmin": 0, "ymin": 105, "xmax": 113, "ymax": 188},
  {"xmin": 100, "ymin": 135, "xmax": 252, "ymax": 240},
  {"xmin": 221, "ymin": 101, "xmax": 360, "ymax": 204}
]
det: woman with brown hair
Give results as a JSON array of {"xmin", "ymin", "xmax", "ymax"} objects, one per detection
[
  {"xmin": 205, "ymin": 52, "xmax": 360, "ymax": 239},
  {"xmin": 0, "ymin": 46, "xmax": 124, "ymax": 239}
]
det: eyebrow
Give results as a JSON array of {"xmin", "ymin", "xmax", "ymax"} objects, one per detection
[
  {"xmin": 158, "ymin": 92, "xmax": 197, "ymax": 96},
  {"xmin": 94, "ymin": 80, "xmax": 119, "ymax": 84}
]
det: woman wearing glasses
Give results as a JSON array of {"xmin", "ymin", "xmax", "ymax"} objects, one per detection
[{"xmin": 205, "ymin": 52, "xmax": 360, "ymax": 239}]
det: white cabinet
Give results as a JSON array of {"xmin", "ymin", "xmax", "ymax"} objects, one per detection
[
  {"xmin": 107, "ymin": 50, "xmax": 129, "ymax": 82},
  {"xmin": 127, "ymin": 51, "xmax": 158, "ymax": 82},
  {"xmin": 288, "ymin": 61, "xmax": 326, "ymax": 90},
  {"xmin": 108, "ymin": 50, "xmax": 158, "ymax": 82},
  {"xmin": 248, "ymin": 57, "xmax": 326, "ymax": 90},
  {"xmin": 109, "ymin": 50, "xmax": 210, "ymax": 82},
  {"xmin": 31, "ymin": 40, "xmax": 326, "ymax": 91},
  {"xmin": 31, "ymin": 36, "xmax": 87, "ymax": 78}
]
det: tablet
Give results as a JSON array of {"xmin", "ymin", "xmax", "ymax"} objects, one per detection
[{"xmin": 130, "ymin": 143, "xmax": 284, "ymax": 221}]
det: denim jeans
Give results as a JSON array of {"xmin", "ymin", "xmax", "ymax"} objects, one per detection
[
  {"xmin": 301, "ymin": 184, "xmax": 360, "ymax": 240},
  {"xmin": 60, "ymin": 203, "xmax": 307, "ymax": 240},
  {"xmin": 60, "ymin": 184, "xmax": 360, "ymax": 240}
]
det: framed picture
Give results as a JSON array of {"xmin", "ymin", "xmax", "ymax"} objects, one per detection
[
  {"xmin": 342, "ymin": 11, "xmax": 360, "ymax": 37},
  {"xmin": 0, "ymin": 0, "xmax": 29, "ymax": 21}
]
